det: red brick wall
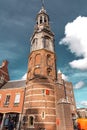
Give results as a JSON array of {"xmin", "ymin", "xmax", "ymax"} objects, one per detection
[
  {"xmin": 0, "ymin": 88, "xmax": 25, "ymax": 113},
  {"xmin": 23, "ymin": 79, "xmax": 56, "ymax": 130},
  {"xmin": 57, "ymin": 102, "xmax": 74, "ymax": 130},
  {"xmin": 27, "ymin": 49, "xmax": 57, "ymax": 81}
]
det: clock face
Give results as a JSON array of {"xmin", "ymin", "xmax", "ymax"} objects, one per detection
[{"xmin": 0, "ymin": 75, "xmax": 4, "ymax": 84}]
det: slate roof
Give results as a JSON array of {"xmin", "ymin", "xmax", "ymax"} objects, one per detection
[{"xmin": 1, "ymin": 79, "xmax": 26, "ymax": 89}]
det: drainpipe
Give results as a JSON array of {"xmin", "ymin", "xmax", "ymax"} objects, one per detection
[{"xmin": 20, "ymin": 86, "xmax": 26, "ymax": 129}]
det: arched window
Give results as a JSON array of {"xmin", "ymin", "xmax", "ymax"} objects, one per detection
[
  {"xmin": 34, "ymin": 68, "xmax": 40, "ymax": 76},
  {"xmin": 40, "ymin": 16, "xmax": 43, "ymax": 24},
  {"xmin": 42, "ymin": 37, "xmax": 46, "ymax": 47},
  {"xmin": 47, "ymin": 68, "xmax": 52, "ymax": 76},
  {"xmin": 47, "ymin": 54, "xmax": 51, "ymax": 65},
  {"xmin": 31, "ymin": 38, "xmax": 38, "ymax": 51},
  {"xmin": 29, "ymin": 57, "xmax": 32, "ymax": 68},
  {"xmin": 44, "ymin": 16, "xmax": 47, "ymax": 23},
  {"xmin": 35, "ymin": 54, "xmax": 41, "ymax": 65},
  {"xmin": 28, "ymin": 70, "xmax": 31, "ymax": 80},
  {"xmin": 47, "ymin": 54, "xmax": 53, "ymax": 66},
  {"xmin": 42, "ymin": 36, "xmax": 50, "ymax": 49},
  {"xmin": 32, "ymin": 38, "xmax": 38, "ymax": 45},
  {"xmin": 42, "ymin": 112, "xmax": 45, "ymax": 119},
  {"xmin": 29, "ymin": 116, "xmax": 34, "ymax": 127}
]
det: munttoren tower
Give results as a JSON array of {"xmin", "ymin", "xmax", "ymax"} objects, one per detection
[{"xmin": 23, "ymin": 4, "xmax": 74, "ymax": 130}]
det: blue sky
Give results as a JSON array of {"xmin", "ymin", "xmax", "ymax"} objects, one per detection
[{"xmin": 0, "ymin": 0, "xmax": 87, "ymax": 108}]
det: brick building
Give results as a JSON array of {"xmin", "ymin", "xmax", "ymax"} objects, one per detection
[
  {"xmin": 0, "ymin": 4, "xmax": 76, "ymax": 130},
  {"xmin": 0, "ymin": 60, "xmax": 9, "ymax": 88},
  {"xmin": 57, "ymin": 71, "xmax": 76, "ymax": 114},
  {"xmin": 0, "ymin": 80, "xmax": 26, "ymax": 130}
]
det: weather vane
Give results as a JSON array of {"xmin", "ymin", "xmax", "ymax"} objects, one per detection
[{"xmin": 41, "ymin": 0, "xmax": 45, "ymax": 7}]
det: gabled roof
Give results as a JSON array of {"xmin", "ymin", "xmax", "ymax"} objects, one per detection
[{"xmin": 1, "ymin": 79, "xmax": 26, "ymax": 89}]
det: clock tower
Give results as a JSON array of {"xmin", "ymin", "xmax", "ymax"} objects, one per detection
[
  {"xmin": 23, "ymin": 5, "xmax": 57, "ymax": 130},
  {"xmin": 23, "ymin": 3, "xmax": 74, "ymax": 130}
]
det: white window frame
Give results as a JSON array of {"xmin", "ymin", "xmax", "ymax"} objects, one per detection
[{"xmin": 14, "ymin": 93, "xmax": 20, "ymax": 104}]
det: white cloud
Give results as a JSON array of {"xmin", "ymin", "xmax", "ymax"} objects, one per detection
[
  {"xmin": 69, "ymin": 58, "xmax": 87, "ymax": 70},
  {"xmin": 80, "ymin": 101, "xmax": 87, "ymax": 107},
  {"xmin": 62, "ymin": 73, "xmax": 68, "ymax": 81},
  {"xmin": 59, "ymin": 16, "xmax": 87, "ymax": 70},
  {"xmin": 22, "ymin": 73, "xmax": 27, "ymax": 79},
  {"xmin": 58, "ymin": 70, "xmax": 68, "ymax": 81},
  {"xmin": 74, "ymin": 81, "xmax": 85, "ymax": 89}
]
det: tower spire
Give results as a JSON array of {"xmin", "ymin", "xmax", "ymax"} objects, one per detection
[{"xmin": 41, "ymin": 0, "xmax": 45, "ymax": 8}]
